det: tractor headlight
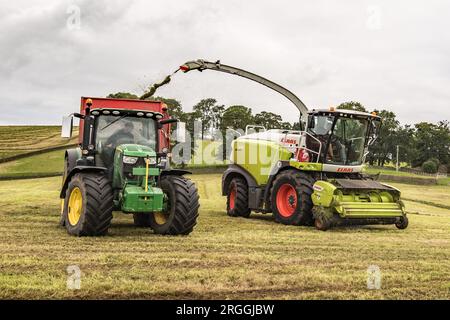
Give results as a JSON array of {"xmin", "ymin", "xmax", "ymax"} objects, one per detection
[
  {"xmin": 123, "ymin": 156, "xmax": 138, "ymax": 164},
  {"xmin": 147, "ymin": 157, "xmax": 157, "ymax": 165}
]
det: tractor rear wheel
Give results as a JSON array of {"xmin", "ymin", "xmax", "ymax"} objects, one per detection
[
  {"xmin": 63, "ymin": 173, "xmax": 114, "ymax": 236},
  {"xmin": 270, "ymin": 170, "xmax": 314, "ymax": 226},
  {"xmin": 149, "ymin": 176, "xmax": 199, "ymax": 235},
  {"xmin": 133, "ymin": 213, "xmax": 152, "ymax": 227},
  {"xmin": 226, "ymin": 177, "xmax": 251, "ymax": 218}
]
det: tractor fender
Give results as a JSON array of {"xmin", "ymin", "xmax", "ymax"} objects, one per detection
[
  {"xmin": 222, "ymin": 164, "xmax": 258, "ymax": 196},
  {"xmin": 64, "ymin": 148, "xmax": 81, "ymax": 174},
  {"xmin": 60, "ymin": 166, "xmax": 107, "ymax": 198},
  {"xmin": 160, "ymin": 169, "xmax": 192, "ymax": 177}
]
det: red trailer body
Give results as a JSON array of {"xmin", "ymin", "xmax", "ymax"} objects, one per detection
[{"xmin": 78, "ymin": 97, "xmax": 171, "ymax": 151}]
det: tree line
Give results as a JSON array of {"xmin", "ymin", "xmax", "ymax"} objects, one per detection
[{"xmin": 107, "ymin": 93, "xmax": 450, "ymax": 173}]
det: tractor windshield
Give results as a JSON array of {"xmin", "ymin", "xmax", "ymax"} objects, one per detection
[
  {"xmin": 95, "ymin": 115, "xmax": 157, "ymax": 165},
  {"xmin": 328, "ymin": 117, "xmax": 369, "ymax": 165}
]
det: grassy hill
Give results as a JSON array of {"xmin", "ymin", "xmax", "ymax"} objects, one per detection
[{"xmin": 0, "ymin": 126, "xmax": 78, "ymax": 160}]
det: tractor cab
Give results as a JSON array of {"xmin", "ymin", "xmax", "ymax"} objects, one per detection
[
  {"xmin": 93, "ymin": 110, "xmax": 160, "ymax": 168},
  {"xmin": 306, "ymin": 109, "xmax": 381, "ymax": 165}
]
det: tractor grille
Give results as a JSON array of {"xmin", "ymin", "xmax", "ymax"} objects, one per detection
[{"xmin": 123, "ymin": 157, "xmax": 145, "ymax": 180}]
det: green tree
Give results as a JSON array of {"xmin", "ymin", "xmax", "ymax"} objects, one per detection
[
  {"xmin": 193, "ymin": 98, "xmax": 223, "ymax": 139},
  {"xmin": 393, "ymin": 125, "xmax": 416, "ymax": 166},
  {"xmin": 337, "ymin": 101, "xmax": 368, "ymax": 112},
  {"xmin": 107, "ymin": 92, "xmax": 139, "ymax": 99},
  {"xmin": 413, "ymin": 121, "xmax": 450, "ymax": 166},
  {"xmin": 254, "ymin": 111, "xmax": 283, "ymax": 129},
  {"xmin": 220, "ymin": 105, "xmax": 254, "ymax": 131},
  {"xmin": 280, "ymin": 122, "xmax": 292, "ymax": 130},
  {"xmin": 368, "ymin": 109, "xmax": 399, "ymax": 166},
  {"xmin": 151, "ymin": 96, "xmax": 184, "ymax": 120}
]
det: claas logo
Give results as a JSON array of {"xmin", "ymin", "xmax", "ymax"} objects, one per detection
[
  {"xmin": 280, "ymin": 138, "xmax": 298, "ymax": 144},
  {"xmin": 337, "ymin": 167, "xmax": 353, "ymax": 173}
]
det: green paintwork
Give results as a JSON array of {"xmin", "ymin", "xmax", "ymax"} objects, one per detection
[
  {"xmin": 118, "ymin": 144, "xmax": 157, "ymax": 157},
  {"xmin": 289, "ymin": 160, "xmax": 323, "ymax": 171},
  {"xmin": 111, "ymin": 143, "xmax": 163, "ymax": 213},
  {"xmin": 121, "ymin": 184, "xmax": 164, "ymax": 213},
  {"xmin": 311, "ymin": 180, "xmax": 405, "ymax": 218},
  {"xmin": 231, "ymin": 139, "xmax": 292, "ymax": 185},
  {"xmin": 132, "ymin": 167, "xmax": 160, "ymax": 177}
]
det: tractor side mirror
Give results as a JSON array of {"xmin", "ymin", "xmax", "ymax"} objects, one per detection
[
  {"xmin": 61, "ymin": 116, "xmax": 73, "ymax": 138},
  {"xmin": 158, "ymin": 117, "xmax": 178, "ymax": 129}
]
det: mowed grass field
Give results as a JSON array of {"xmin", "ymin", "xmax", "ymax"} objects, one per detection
[
  {"xmin": 0, "ymin": 174, "xmax": 448, "ymax": 299},
  {"xmin": 0, "ymin": 126, "xmax": 78, "ymax": 160}
]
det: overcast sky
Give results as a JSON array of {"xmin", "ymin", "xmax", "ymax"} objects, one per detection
[{"xmin": 1, "ymin": 0, "xmax": 449, "ymax": 125}]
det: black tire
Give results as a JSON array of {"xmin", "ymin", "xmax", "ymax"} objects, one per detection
[
  {"xmin": 63, "ymin": 173, "xmax": 114, "ymax": 236},
  {"xmin": 395, "ymin": 216, "xmax": 409, "ymax": 229},
  {"xmin": 133, "ymin": 213, "xmax": 152, "ymax": 227},
  {"xmin": 314, "ymin": 215, "xmax": 331, "ymax": 231},
  {"xmin": 226, "ymin": 177, "xmax": 251, "ymax": 218},
  {"xmin": 270, "ymin": 170, "xmax": 315, "ymax": 226},
  {"xmin": 149, "ymin": 176, "xmax": 199, "ymax": 235},
  {"xmin": 59, "ymin": 156, "xmax": 70, "ymax": 227}
]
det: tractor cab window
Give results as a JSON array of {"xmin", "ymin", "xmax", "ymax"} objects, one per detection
[
  {"xmin": 95, "ymin": 115, "xmax": 157, "ymax": 165},
  {"xmin": 327, "ymin": 117, "xmax": 368, "ymax": 165}
]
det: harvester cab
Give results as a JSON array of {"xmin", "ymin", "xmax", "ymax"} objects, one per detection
[
  {"xmin": 59, "ymin": 97, "xmax": 200, "ymax": 236},
  {"xmin": 175, "ymin": 59, "xmax": 408, "ymax": 231}
]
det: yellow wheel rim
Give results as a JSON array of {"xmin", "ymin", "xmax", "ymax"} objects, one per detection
[
  {"xmin": 153, "ymin": 212, "xmax": 168, "ymax": 225},
  {"xmin": 68, "ymin": 187, "xmax": 83, "ymax": 226}
]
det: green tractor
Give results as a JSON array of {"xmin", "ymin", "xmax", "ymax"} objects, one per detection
[
  {"xmin": 59, "ymin": 97, "xmax": 199, "ymax": 236},
  {"xmin": 178, "ymin": 60, "xmax": 408, "ymax": 230}
]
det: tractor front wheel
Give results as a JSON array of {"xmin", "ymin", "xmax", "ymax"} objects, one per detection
[
  {"xmin": 226, "ymin": 177, "xmax": 251, "ymax": 218},
  {"xmin": 270, "ymin": 170, "xmax": 314, "ymax": 226},
  {"xmin": 63, "ymin": 173, "xmax": 114, "ymax": 236},
  {"xmin": 149, "ymin": 176, "xmax": 200, "ymax": 235}
]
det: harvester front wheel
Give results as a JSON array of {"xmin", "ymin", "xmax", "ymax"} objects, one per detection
[
  {"xmin": 395, "ymin": 216, "xmax": 409, "ymax": 229},
  {"xmin": 133, "ymin": 213, "xmax": 152, "ymax": 227},
  {"xmin": 63, "ymin": 173, "xmax": 114, "ymax": 236},
  {"xmin": 314, "ymin": 215, "xmax": 332, "ymax": 231},
  {"xmin": 226, "ymin": 177, "xmax": 251, "ymax": 218},
  {"xmin": 270, "ymin": 170, "xmax": 314, "ymax": 226},
  {"xmin": 149, "ymin": 176, "xmax": 199, "ymax": 235}
]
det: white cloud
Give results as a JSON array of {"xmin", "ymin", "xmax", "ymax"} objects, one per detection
[{"xmin": 0, "ymin": 0, "xmax": 449, "ymax": 125}]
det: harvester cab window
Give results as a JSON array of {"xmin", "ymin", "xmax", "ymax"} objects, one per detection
[
  {"xmin": 306, "ymin": 114, "xmax": 334, "ymax": 161},
  {"xmin": 328, "ymin": 117, "xmax": 368, "ymax": 165}
]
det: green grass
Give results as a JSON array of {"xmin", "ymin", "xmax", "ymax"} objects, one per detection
[
  {"xmin": 365, "ymin": 167, "xmax": 432, "ymax": 178},
  {"xmin": 0, "ymin": 149, "xmax": 65, "ymax": 177},
  {"xmin": 0, "ymin": 174, "xmax": 448, "ymax": 299},
  {"xmin": 0, "ymin": 126, "xmax": 78, "ymax": 160}
]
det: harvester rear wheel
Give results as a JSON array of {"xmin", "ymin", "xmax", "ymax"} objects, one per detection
[
  {"xmin": 270, "ymin": 170, "xmax": 314, "ymax": 226},
  {"xmin": 133, "ymin": 213, "xmax": 152, "ymax": 227},
  {"xmin": 226, "ymin": 177, "xmax": 251, "ymax": 218},
  {"xmin": 63, "ymin": 173, "xmax": 114, "ymax": 236},
  {"xmin": 149, "ymin": 176, "xmax": 199, "ymax": 235}
]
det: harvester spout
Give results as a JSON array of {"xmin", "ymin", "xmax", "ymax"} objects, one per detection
[{"xmin": 179, "ymin": 59, "xmax": 309, "ymax": 121}]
